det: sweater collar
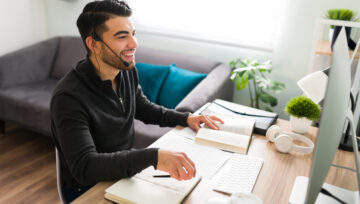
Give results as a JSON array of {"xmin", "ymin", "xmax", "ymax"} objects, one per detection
[{"xmin": 75, "ymin": 58, "xmax": 121, "ymax": 89}]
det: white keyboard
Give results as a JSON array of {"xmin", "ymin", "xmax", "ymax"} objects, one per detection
[{"xmin": 213, "ymin": 153, "xmax": 264, "ymax": 194}]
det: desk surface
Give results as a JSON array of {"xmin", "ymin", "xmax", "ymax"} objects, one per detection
[{"xmin": 73, "ymin": 119, "xmax": 357, "ymax": 204}]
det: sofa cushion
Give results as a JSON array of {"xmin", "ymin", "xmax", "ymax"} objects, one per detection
[
  {"xmin": 158, "ymin": 64, "xmax": 207, "ymax": 109},
  {"xmin": 50, "ymin": 37, "xmax": 87, "ymax": 79},
  {"xmin": 0, "ymin": 79, "xmax": 58, "ymax": 135},
  {"xmin": 0, "ymin": 37, "xmax": 59, "ymax": 88},
  {"xmin": 136, "ymin": 63, "xmax": 170, "ymax": 103}
]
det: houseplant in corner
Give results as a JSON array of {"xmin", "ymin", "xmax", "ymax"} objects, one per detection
[
  {"xmin": 324, "ymin": 8, "xmax": 359, "ymax": 50},
  {"xmin": 230, "ymin": 58, "xmax": 285, "ymax": 112},
  {"xmin": 285, "ymin": 96, "xmax": 321, "ymax": 134}
]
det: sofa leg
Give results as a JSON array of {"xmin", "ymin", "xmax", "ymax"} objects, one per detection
[{"xmin": 0, "ymin": 120, "xmax": 5, "ymax": 136}]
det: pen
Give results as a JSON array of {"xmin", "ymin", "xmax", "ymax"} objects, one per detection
[{"xmin": 153, "ymin": 175, "xmax": 171, "ymax": 178}]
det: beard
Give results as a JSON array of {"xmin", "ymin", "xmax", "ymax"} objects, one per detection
[{"xmin": 100, "ymin": 44, "xmax": 135, "ymax": 70}]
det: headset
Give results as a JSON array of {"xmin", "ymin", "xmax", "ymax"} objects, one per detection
[
  {"xmin": 90, "ymin": 0, "xmax": 130, "ymax": 67},
  {"xmin": 266, "ymin": 125, "xmax": 314, "ymax": 154},
  {"xmin": 89, "ymin": 0, "xmax": 129, "ymax": 113}
]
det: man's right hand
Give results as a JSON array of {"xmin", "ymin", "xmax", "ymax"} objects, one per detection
[{"xmin": 157, "ymin": 149, "xmax": 196, "ymax": 181}]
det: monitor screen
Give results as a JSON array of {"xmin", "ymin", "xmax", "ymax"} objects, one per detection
[{"xmin": 305, "ymin": 27, "xmax": 354, "ymax": 203}]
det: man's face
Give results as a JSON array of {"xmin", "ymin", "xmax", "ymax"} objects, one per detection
[{"xmin": 99, "ymin": 16, "xmax": 137, "ymax": 70}]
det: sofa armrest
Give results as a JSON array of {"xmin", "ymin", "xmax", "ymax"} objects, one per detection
[
  {"xmin": 175, "ymin": 63, "xmax": 234, "ymax": 113},
  {"xmin": 0, "ymin": 37, "xmax": 59, "ymax": 88}
]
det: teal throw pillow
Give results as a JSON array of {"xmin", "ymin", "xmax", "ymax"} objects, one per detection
[
  {"xmin": 136, "ymin": 63, "xmax": 170, "ymax": 103},
  {"xmin": 158, "ymin": 64, "xmax": 207, "ymax": 109}
]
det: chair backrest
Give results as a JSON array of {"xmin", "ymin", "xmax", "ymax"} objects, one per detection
[{"xmin": 55, "ymin": 147, "xmax": 68, "ymax": 204}]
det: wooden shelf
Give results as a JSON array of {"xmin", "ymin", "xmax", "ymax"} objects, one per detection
[{"xmin": 316, "ymin": 40, "xmax": 359, "ymax": 59}]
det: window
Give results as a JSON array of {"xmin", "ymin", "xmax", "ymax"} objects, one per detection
[{"xmin": 129, "ymin": 0, "xmax": 284, "ymax": 51}]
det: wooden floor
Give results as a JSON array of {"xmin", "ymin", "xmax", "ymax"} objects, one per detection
[{"xmin": 0, "ymin": 123, "xmax": 61, "ymax": 204}]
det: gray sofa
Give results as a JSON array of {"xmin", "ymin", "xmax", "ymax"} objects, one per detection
[{"xmin": 0, "ymin": 36, "xmax": 233, "ymax": 148}]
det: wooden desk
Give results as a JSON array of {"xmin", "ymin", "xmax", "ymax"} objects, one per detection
[{"xmin": 73, "ymin": 119, "xmax": 357, "ymax": 204}]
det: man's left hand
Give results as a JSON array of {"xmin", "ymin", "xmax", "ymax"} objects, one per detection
[{"xmin": 186, "ymin": 114, "xmax": 224, "ymax": 132}]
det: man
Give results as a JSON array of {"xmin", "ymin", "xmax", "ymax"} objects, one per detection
[{"xmin": 51, "ymin": 0, "xmax": 222, "ymax": 202}]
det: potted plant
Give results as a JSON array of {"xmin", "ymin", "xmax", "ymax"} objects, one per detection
[
  {"xmin": 324, "ymin": 8, "xmax": 359, "ymax": 50},
  {"xmin": 230, "ymin": 58, "xmax": 285, "ymax": 112},
  {"xmin": 285, "ymin": 96, "xmax": 321, "ymax": 133}
]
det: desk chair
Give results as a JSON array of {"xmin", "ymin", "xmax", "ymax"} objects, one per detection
[{"xmin": 55, "ymin": 147, "xmax": 68, "ymax": 204}]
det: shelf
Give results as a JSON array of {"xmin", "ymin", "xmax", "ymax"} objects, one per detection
[{"xmin": 316, "ymin": 40, "xmax": 359, "ymax": 60}]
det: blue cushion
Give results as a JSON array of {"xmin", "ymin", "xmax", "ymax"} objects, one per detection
[
  {"xmin": 158, "ymin": 64, "xmax": 207, "ymax": 109},
  {"xmin": 136, "ymin": 63, "xmax": 170, "ymax": 103}
]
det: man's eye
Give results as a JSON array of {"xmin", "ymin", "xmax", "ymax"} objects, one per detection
[{"xmin": 117, "ymin": 36, "xmax": 126, "ymax": 39}]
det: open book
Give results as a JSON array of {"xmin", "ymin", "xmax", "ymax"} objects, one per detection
[
  {"xmin": 105, "ymin": 166, "xmax": 201, "ymax": 204},
  {"xmin": 201, "ymin": 99, "xmax": 278, "ymax": 135},
  {"xmin": 195, "ymin": 114, "xmax": 256, "ymax": 154}
]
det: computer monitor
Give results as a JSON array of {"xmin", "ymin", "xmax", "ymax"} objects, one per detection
[{"xmin": 305, "ymin": 27, "xmax": 360, "ymax": 203}]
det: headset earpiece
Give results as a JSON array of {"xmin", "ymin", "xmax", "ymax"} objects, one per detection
[
  {"xmin": 274, "ymin": 134, "xmax": 293, "ymax": 153},
  {"xmin": 266, "ymin": 125, "xmax": 314, "ymax": 154},
  {"xmin": 266, "ymin": 125, "xmax": 282, "ymax": 142}
]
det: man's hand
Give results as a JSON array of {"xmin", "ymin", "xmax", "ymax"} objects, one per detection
[
  {"xmin": 187, "ymin": 114, "xmax": 224, "ymax": 132},
  {"xmin": 157, "ymin": 149, "xmax": 196, "ymax": 181}
]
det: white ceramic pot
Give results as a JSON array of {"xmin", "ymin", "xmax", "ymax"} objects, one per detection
[{"xmin": 290, "ymin": 116, "xmax": 312, "ymax": 134}]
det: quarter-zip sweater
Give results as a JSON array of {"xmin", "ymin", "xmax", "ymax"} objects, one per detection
[{"xmin": 50, "ymin": 58, "xmax": 189, "ymax": 187}]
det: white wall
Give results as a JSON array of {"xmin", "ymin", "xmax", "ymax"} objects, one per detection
[
  {"xmin": 6, "ymin": 0, "xmax": 360, "ymax": 119},
  {"xmin": 0, "ymin": 0, "xmax": 47, "ymax": 56},
  {"xmin": 45, "ymin": 0, "xmax": 89, "ymax": 38}
]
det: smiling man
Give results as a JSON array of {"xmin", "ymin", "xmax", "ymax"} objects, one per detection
[{"xmin": 50, "ymin": 0, "xmax": 222, "ymax": 202}]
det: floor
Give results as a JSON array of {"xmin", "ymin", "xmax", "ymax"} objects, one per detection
[{"xmin": 0, "ymin": 123, "xmax": 61, "ymax": 204}]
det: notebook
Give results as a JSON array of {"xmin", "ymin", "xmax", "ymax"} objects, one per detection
[
  {"xmin": 105, "ymin": 166, "xmax": 201, "ymax": 204},
  {"xmin": 195, "ymin": 114, "xmax": 255, "ymax": 154},
  {"xmin": 201, "ymin": 99, "xmax": 278, "ymax": 135}
]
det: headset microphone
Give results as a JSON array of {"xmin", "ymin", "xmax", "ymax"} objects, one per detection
[
  {"xmin": 98, "ymin": 38, "xmax": 130, "ymax": 67},
  {"xmin": 90, "ymin": 1, "xmax": 131, "ymax": 68},
  {"xmin": 91, "ymin": 29, "xmax": 130, "ymax": 68}
]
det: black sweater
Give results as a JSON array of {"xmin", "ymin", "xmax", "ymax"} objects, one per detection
[{"xmin": 50, "ymin": 58, "xmax": 189, "ymax": 187}]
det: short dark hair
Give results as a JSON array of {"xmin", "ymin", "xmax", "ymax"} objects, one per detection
[{"xmin": 76, "ymin": 0, "xmax": 132, "ymax": 53}]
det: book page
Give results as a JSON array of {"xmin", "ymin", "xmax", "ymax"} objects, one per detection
[
  {"xmin": 196, "ymin": 128, "xmax": 251, "ymax": 149},
  {"xmin": 149, "ymin": 132, "xmax": 232, "ymax": 179},
  {"xmin": 105, "ymin": 177, "xmax": 184, "ymax": 204},
  {"xmin": 205, "ymin": 113, "xmax": 255, "ymax": 136},
  {"xmin": 135, "ymin": 166, "xmax": 201, "ymax": 194}
]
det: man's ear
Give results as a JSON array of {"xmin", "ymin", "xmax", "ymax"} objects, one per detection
[{"xmin": 85, "ymin": 36, "xmax": 100, "ymax": 55}]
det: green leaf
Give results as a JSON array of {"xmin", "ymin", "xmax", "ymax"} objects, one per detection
[
  {"xmin": 230, "ymin": 57, "xmax": 285, "ymax": 110},
  {"xmin": 264, "ymin": 107, "xmax": 273, "ymax": 112},
  {"xmin": 285, "ymin": 96, "xmax": 321, "ymax": 120},
  {"xmin": 230, "ymin": 73, "xmax": 237, "ymax": 81},
  {"xmin": 235, "ymin": 73, "xmax": 249, "ymax": 91},
  {"xmin": 259, "ymin": 91, "xmax": 278, "ymax": 107}
]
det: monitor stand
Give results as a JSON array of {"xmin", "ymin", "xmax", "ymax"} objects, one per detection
[
  {"xmin": 292, "ymin": 109, "xmax": 360, "ymax": 203},
  {"xmin": 289, "ymin": 176, "xmax": 359, "ymax": 204},
  {"xmin": 338, "ymin": 123, "xmax": 360, "ymax": 152}
]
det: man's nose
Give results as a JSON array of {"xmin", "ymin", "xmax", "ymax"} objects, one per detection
[{"xmin": 128, "ymin": 35, "xmax": 138, "ymax": 49}]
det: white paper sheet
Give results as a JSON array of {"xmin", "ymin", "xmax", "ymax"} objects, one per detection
[{"xmin": 150, "ymin": 130, "xmax": 232, "ymax": 179}]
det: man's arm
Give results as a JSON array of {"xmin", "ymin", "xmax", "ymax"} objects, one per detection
[{"xmin": 51, "ymin": 93, "xmax": 158, "ymax": 186}]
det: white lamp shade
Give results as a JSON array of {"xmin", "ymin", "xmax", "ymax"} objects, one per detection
[{"xmin": 297, "ymin": 70, "xmax": 328, "ymax": 104}]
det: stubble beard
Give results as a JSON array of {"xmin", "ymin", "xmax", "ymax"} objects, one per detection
[{"xmin": 100, "ymin": 45, "xmax": 135, "ymax": 70}]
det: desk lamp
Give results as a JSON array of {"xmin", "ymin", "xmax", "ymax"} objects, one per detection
[{"xmin": 297, "ymin": 65, "xmax": 360, "ymax": 152}]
